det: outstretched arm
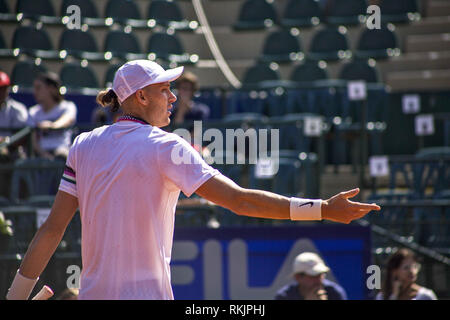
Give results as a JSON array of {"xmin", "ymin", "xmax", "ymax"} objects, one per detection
[
  {"xmin": 195, "ymin": 174, "xmax": 380, "ymax": 224},
  {"xmin": 6, "ymin": 190, "xmax": 78, "ymax": 299}
]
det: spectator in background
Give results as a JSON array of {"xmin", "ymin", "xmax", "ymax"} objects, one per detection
[
  {"xmin": 0, "ymin": 71, "xmax": 30, "ymax": 135},
  {"xmin": 29, "ymin": 72, "xmax": 77, "ymax": 161},
  {"xmin": 171, "ymin": 71, "xmax": 210, "ymax": 124},
  {"xmin": 376, "ymin": 248, "xmax": 437, "ymax": 300},
  {"xmin": 275, "ymin": 252, "xmax": 347, "ymax": 300},
  {"xmin": 0, "ymin": 71, "xmax": 30, "ymax": 198}
]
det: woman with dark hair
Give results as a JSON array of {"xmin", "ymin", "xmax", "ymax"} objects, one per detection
[
  {"xmin": 376, "ymin": 248, "xmax": 437, "ymax": 300},
  {"xmin": 29, "ymin": 71, "xmax": 77, "ymax": 160}
]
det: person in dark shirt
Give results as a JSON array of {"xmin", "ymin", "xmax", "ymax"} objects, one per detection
[
  {"xmin": 275, "ymin": 252, "xmax": 347, "ymax": 300},
  {"xmin": 171, "ymin": 71, "xmax": 210, "ymax": 124}
]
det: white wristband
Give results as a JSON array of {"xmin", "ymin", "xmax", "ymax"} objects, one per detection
[
  {"xmin": 6, "ymin": 270, "xmax": 39, "ymax": 300},
  {"xmin": 290, "ymin": 198, "xmax": 322, "ymax": 221}
]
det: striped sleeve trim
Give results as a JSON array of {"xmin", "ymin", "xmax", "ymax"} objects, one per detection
[{"xmin": 62, "ymin": 165, "xmax": 76, "ymax": 185}]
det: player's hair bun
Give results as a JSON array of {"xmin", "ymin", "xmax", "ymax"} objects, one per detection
[{"xmin": 96, "ymin": 89, "xmax": 120, "ymax": 112}]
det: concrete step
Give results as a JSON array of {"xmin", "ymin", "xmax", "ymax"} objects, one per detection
[
  {"xmin": 386, "ymin": 69, "xmax": 450, "ymax": 92},
  {"xmin": 406, "ymin": 33, "xmax": 450, "ymax": 52},
  {"xmin": 376, "ymin": 51, "xmax": 450, "ymax": 75},
  {"xmin": 426, "ymin": 0, "xmax": 450, "ymax": 17}
]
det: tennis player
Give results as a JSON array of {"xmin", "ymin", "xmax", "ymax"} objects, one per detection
[{"xmin": 6, "ymin": 60, "xmax": 380, "ymax": 300}]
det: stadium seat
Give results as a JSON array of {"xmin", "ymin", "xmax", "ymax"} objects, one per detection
[
  {"xmin": 9, "ymin": 158, "xmax": 64, "ymax": 206},
  {"xmin": 147, "ymin": 32, "xmax": 194, "ymax": 64},
  {"xmin": 0, "ymin": 29, "xmax": 13, "ymax": 57},
  {"xmin": 234, "ymin": 0, "xmax": 278, "ymax": 30},
  {"xmin": 241, "ymin": 63, "xmax": 281, "ymax": 89},
  {"xmin": 104, "ymin": 30, "xmax": 143, "ymax": 60},
  {"xmin": 147, "ymin": 0, "xmax": 196, "ymax": 30},
  {"xmin": 338, "ymin": 59, "xmax": 380, "ymax": 83},
  {"xmin": 11, "ymin": 60, "xmax": 48, "ymax": 89},
  {"xmin": 308, "ymin": 27, "xmax": 350, "ymax": 61},
  {"xmin": 260, "ymin": 29, "xmax": 303, "ymax": 63},
  {"xmin": 0, "ymin": 0, "xmax": 15, "ymax": 22},
  {"xmin": 380, "ymin": 0, "xmax": 419, "ymax": 24},
  {"xmin": 2, "ymin": 209, "xmax": 38, "ymax": 253},
  {"xmin": 104, "ymin": 63, "xmax": 122, "ymax": 87},
  {"xmin": 60, "ymin": 62, "xmax": 99, "ymax": 89},
  {"xmin": 15, "ymin": 0, "xmax": 59, "ymax": 23},
  {"xmin": 249, "ymin": 157, "xmax": 305, "ymax": 197},
  {"xmin": 61, "ymin": 0, "xmax": 99, "ymax": 18},
  {"xmin": 281, "ymin": 0, "xmax": 322, "ymax": 28},
  {"xmin": 326, "ymin": 0, "xmax": 367, "ymax": 26},
  {"xmin": 290, "ymin": 60, "xmax": 329, "ymax": 84},
  {"xmin": 12, "ymin": 25, "xmax": 58, "ymax": 59},
  {"xmin": 59, "ymin": 28, "xmax": 104, "ymax": 61},
  {"xmin": 0, "ymin": 0, "xmax": 9, "ymax": 13},
  {"xmin": 355, "ymin": 26, "xmax": 399, "ymax": 60},
  {"xmin": 105, "ymin": 0, "xmax": 142, "ymax": 25}
]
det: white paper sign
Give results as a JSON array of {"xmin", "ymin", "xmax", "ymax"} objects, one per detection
[
  {"xmin": 36, "ymin": 208, "xmax": 51, "ymax": 228},
  {"xmin": 255, "ymin": 158, "xmax": 277, "ymax": 178},
  {"xmin": 304, "ymin": 116, "xmax": 322, "ymax": 137},
  {"xmin": 369, "ymin": 156, "xmax": 389, "ymax": 177},
  {"xmin": 347, "ymin": 81, "xmax": 367, "ymax": 101},
  {"xmin": 415, "ymin": 114, "xmax": 435, "ymax": 136},
  {"xmin": 402, "ymin": 94, "xmax": 420, "ymax": 114}
]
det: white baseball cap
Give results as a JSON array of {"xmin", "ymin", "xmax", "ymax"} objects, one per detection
[
  {"xmin": 292, "ymin": 252, "xmax": 330, "ymax": 276},
  {"xmin": 112, "ymin": 60, "xmax": 184, "ymax": 103}
]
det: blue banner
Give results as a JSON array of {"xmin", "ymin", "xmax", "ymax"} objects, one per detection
[{"xmin": 171, "ymin": 225, "xmax": 372, "ymax": 300}]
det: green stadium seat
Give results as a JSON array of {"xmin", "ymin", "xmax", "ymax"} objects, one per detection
[
  {"xmin": 0, "ymin": 0, "xmax": 15, "ymax": 22},
  {"xmin": 12, "ymin": 25, "xmax": 59, "ymax": 59},
  {"xmin": 380, "ymin": 0, "xmax": 419, "ymax": 24},
  {"xmin": 15, "ymin": 0, "xmax": 60, "ymax": 24},
  {"xmin": 11, "ymin": 60, "xmax": 48, "ymax": 89},
  {"xmin": 241, "ymin": 63, "xmax": 281, "ymax": 90},
  {"xmin": 60, "ymin": 62, "xmax": 99, "ymax": 90},
  {"xmin": 147, "ymin": 0, "xmax": 196, "ymax": 30},
  {"xmin": 338, "ymin": 59, "xmax": 380, "ymax": 83},
  {"xmin": 234, "ymin": 0, "xmax": 278, "ymax": 30},
  {"xmin": 104, "ymin": 30, "xmax": 143, "ymax": 60},
  {"xmin": 105, "ymin": 0, "xmax": 143, "ymax": 26},
  {"xmin": 0, "ymin": 29, "xmax": 13, "ymax": 57},
  {"xmin": 260, "ymin": 29, "xmax": 303, "ymax": 63},
  {"xmin": 356, "ymin": 26, "xmax": 399, "ymax": 60},
  {"xmin": 58, "ymin": 28, "xmax": 104, "ymax": 61},
  {"xmin": 147, "ymin": 32, "xmax": 195, "ymax": 65},
  {"xmin": 290, "ymin": 60, "xmax": 329, "ymax": 84},
  {"xmin": 326, "ymin": 0, "xmax": 367, "ymax": 26},
  {"xmin": 60, "ymin": 0, "xmax": 105, "ymax": 26},
  {"xmin": 9, "ymin": 158, "xmax": 64, "ymax": 206},
  {"xmin": 61, "ymin": 0, "xmax": 98, "ymax": 19},
  {"xmin": 308, "ymin": 27, "xmax": 350, "ymax": 61},
  {"xmin": 281, "ymin": 0, "xmax": 322, "ymax": 28}
]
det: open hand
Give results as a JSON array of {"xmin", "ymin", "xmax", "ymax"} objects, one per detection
[{"xmin": 321, "ymin": 188, "xmax": 381, "ymax": 224}]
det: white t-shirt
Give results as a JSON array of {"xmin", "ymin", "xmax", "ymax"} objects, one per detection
[
  {"xmin": 375, "ymin": 287, "xmax": 438, "ymax": 300},
  {"xmin": 0, "ymin": 97, "xmax": 31, "ymax": 136},
  {"xmin": 58, "ymin": 117, "xmax": 220, "ymax": 300},
  {"xmin": 28, "ymin": 100, "xmax": 77, "ymax": 151}
]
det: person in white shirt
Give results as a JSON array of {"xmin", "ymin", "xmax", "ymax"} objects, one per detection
[
  {"xmin": 6, "ymin": 60, "xmax": 381, "ymax": 300},
  {"xmin": 29, "ymin": 72, "xmax": 77, "ymax": 160}
]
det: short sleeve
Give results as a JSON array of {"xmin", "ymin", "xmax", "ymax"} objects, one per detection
[
  {"xmin": 157, "ymin": 134, "xmax": 220, "ymax": 197},
  {"xmin": 58, "ymin": 137, "xmax": 78, "ymax": 198}
]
